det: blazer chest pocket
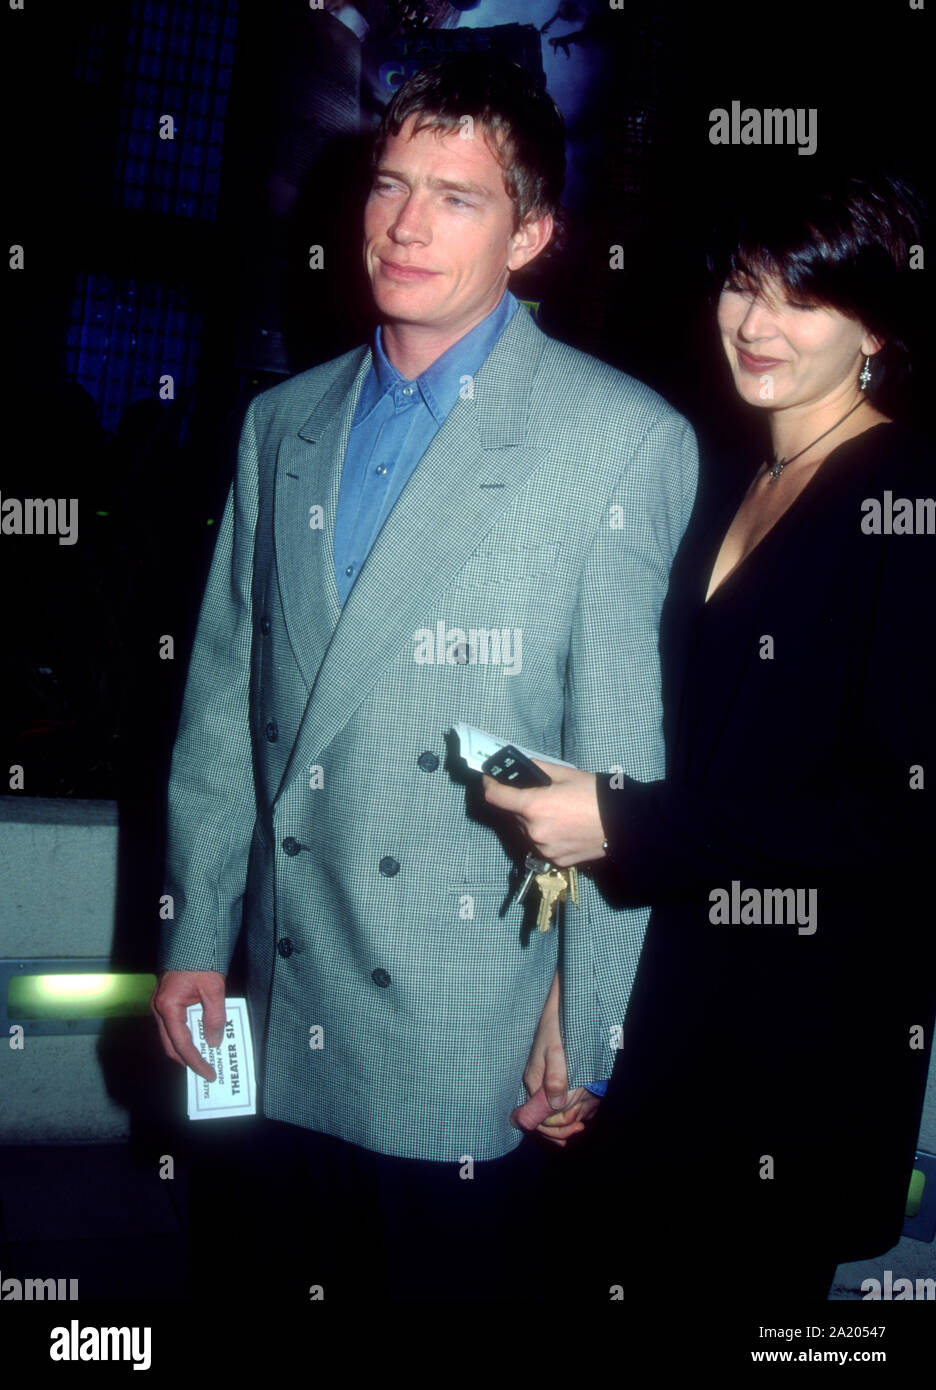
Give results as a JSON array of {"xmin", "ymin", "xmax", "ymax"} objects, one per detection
[{"xmin": 449, "ymin": 542, "xmax": 561, "ymax": 593}]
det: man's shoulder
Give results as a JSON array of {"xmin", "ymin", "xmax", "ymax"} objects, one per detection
[{"xmin": 534, "ymin": 329, "xmax": 685, "ymax": 434}]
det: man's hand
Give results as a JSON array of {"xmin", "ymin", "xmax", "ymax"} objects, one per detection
[
  {"xmin": 151, "ymin": 970, "xmax": 227, "ymax": 1082},
  {"xmin": 481, "ymin": 761, "xmax": 608, "ymax": 867},
  {"xmin": 511, "ymin": 969, "xmax": 602, "ymax": 1147}
]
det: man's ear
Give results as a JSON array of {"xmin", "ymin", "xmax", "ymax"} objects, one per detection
[{"xmin": 507, "ymin": 211, "xmax": 554, "ymax": 272}]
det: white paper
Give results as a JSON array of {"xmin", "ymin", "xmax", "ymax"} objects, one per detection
[
  {"xmin": 452, "ymin": 722, "xmax": 576, "ymax": 774},
  {"xmin": 185, "ymin": 998, "xmax": 257, "ymax": 1120}
]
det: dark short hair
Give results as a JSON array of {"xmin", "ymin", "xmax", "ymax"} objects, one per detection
[
  {"xmin": 371, "ymin": 55, "xmax": 566, "ymax": 243},
  {"xmin": 707, "ymin": 171, "xmax": 924, "ymax": 409}
]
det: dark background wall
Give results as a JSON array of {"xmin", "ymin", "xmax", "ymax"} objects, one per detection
[{"xmin": 2, "ymin": 0, "xmax": 932, "ymax": 824}]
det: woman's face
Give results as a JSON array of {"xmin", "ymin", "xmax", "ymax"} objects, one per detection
[{"xmin": 717, "ymin": 272, "xmax": 880, "ymax": 410}]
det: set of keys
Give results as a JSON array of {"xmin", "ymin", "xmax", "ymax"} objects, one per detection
[{"xmin": 516, "ymin": 851, "xmax": 578, "ymax": 932}]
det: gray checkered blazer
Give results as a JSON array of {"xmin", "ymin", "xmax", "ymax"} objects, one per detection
[{"xmin": 162, "ymin": 303, "xmax": 698, "ymax": 1161}]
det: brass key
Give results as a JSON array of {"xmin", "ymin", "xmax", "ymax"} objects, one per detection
[{"xmin": 534, "ymin": 868, "xmax": 570, "ymax": 932}]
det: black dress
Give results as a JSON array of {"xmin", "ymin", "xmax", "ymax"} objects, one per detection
[{"xmin": 577, "ymin": 422, "xmax": 935, "ymax": 1297}]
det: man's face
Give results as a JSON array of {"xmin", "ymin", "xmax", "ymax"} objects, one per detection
[{"xmin": 363, "ymin": 114, "xmax": 550, "ymax": 342}]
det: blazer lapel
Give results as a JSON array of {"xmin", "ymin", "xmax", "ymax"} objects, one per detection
[
  {"xmin": 273, "ymin": 346, "xmax": 370, "ymax": 692},
  {"xmin": 275, "ymin": 304, "xmax": 550, "ymax": 804}
]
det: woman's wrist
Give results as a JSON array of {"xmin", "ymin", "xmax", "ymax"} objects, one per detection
[{"xmin": 596, "ymin": 771, "xmax": 620, "ymax": 858}]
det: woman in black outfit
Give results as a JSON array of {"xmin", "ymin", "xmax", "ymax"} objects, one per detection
[{"xmin": 483, "ymin": 173, "xmax": 934, "ymax": 1300}]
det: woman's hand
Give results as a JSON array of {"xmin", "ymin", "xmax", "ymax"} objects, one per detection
[
  {"xmin": 510, "ymin": 969, "xmax": 602, "ymax": 1146},
  {"xmin": 481, "ymin": 760, "xmax": 608, "ymax": 867}
]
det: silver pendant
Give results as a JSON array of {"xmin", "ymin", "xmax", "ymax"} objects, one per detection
[{"xmin": 768, "ymin": 457, "xmax": 786, "ymax": 482}]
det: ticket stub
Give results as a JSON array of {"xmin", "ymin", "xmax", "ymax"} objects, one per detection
[
  {"xmin": 185, "ymin": 998, "xmax": 257, "ymax": 1120},
  {"xmin": 452, "ymin": 722, "xmax": 576, "ymax": 774}
]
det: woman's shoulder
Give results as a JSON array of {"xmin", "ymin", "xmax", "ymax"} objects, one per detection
[
  {"xmin": 831, "ymin": 421, "xmax": 935, "ymax": 492},
  {"xmin": 832, "ymin": 425, "xmax": 934, "ymax": 586}
]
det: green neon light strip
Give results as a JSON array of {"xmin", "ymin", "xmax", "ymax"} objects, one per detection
[
  {"xmin": 905, "ymin": 1167, "xmax": 925, "ymax": 1219},
  {"xmin": 7, "ymin": 973, "xmax": 156, "ymax": 1021}
]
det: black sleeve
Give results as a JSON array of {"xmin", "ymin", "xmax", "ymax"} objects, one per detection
[{"xmin": 595, "ymin": 518, "xmax": 935, "ymax": 907}]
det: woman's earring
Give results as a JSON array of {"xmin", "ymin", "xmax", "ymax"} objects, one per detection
[{"xmin": 859, "ymin": 356, "xmax": 872, "ymax": 391}]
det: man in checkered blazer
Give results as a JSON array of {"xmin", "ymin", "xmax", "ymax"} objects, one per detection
[{"xmin": 152, "ymin": 55, "xmax": 697, "ymax": 1298}]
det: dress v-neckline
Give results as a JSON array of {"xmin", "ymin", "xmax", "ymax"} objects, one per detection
[{"xmin": 702, "ymin": 422, "xmax": 892, "ymax": 606}]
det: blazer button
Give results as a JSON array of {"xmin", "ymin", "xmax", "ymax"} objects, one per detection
[
  {"xmin": 265, "ymin": 720, "xmax": 279, "ymax": 742},
  {"xmin": 260, "ymin": 616, "xmax": 272, "ymax": 635},
  {"xmin": 379, "ymin": 856, "xmax": 400, "ymax": 876},
  {"xmin": 371, "ymin": 969, "xmax": 391, "ymax": 987},
  {"xmin": 282, "ymin": 837, "xmax": 301, "ymax": 856},
  {"xmin": 417, "ymin": 751, "xmax": 439, "ymax": 772},
  {"xmin": 277, "ymin": 938, "xmax": 294, "ymax": 958}
]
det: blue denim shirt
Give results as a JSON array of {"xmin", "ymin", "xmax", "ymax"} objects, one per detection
[{"xmin": 334, "ymin": 289, "xmax": 518, "ymax": 606}]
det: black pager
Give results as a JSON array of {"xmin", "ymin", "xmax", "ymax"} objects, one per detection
[{"xmin": 481, "ymin": 744, "xmax": 552, "ymax": 788}]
